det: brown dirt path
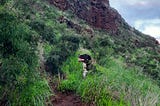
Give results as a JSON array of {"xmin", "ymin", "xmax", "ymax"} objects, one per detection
[
  {"xmin": 50, "ymin": 92, "xmax": 89, "ymax": 106},
  {"xmin": 37, "ymin": 41, "xmax": 93, "ymax": 106},
  {"xmin": 47, "ymin": 81, "xmax": 95, "ymax": 106}
]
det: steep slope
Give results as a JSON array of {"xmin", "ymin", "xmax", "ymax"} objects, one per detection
[
  {"xmin": 49, "ymin": 0, "xmax": 121, "ymax": 34},
  {"xmin": 48, "ymin": 0, "xmax": 160, "ymax": 81},
  {"xmin": 0, "ymin": 0, "xmax": 160, "ymax": 106},
  {"xmin": 49, "ymin": 0, "xmax": 158, "ymax": 45}
]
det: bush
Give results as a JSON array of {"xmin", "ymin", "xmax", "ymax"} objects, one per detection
[
  {"xmin": 45, "ymin": 35, "xmax": 80, "ymax": 74},
  {"xmin": 29, "ymin": 20, "xmax": 57, "ymax": 44},
  {"xmin": 0, "ymin": 10, "xmax": 51, "ymax": 106}
]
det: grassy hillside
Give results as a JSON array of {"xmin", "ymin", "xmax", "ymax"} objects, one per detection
[
  {"xmin": 58, "ymin": 52, "xmax": 160, "ymax": 106},
  {"xmin": 0, "ymin": 0, "xmax": 160, "ymax": 106}
]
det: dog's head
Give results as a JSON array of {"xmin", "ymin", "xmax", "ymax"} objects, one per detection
[{"xmin": 78, "ymin": 54, "xmax": 91, "ymax": 63}]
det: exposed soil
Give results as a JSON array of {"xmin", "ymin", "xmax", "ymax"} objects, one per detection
[
  {"xmin": 39, "ymin": 41, "xmax": 94, "ymax": 106},
  {"xmin": 47, "ymin": 81, "xmax": 95, "ymax": 106},
  {"xmin": 50, "ymin": 91, "xmax": 91, "ymax": 106}
]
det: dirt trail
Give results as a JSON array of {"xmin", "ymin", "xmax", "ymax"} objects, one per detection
[
  {"xmin": 48, "ymin": 81, "xmax": 95, "ymax": 106},
  {"xmin": 37, "ymin": 42, "xmax": 94, "ymax": 106},
  {"xmin": 38, "ymin": 41, "xmax": 45, "ymax": 72},
  {"xmin": 50, "ymin": 91, "xmax": 90, "ymax": 106}
]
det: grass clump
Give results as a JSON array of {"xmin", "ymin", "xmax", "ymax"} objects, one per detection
[{"xmin": 58, "ymin": 52, "xmax": 160, "ymax": 106}]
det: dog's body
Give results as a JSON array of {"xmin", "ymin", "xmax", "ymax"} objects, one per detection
[{"xmin": 78, "ymin": 54, "xmax": 92, "ymax": 78}]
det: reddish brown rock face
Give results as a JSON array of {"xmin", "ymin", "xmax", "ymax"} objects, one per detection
[
  {"xmin": 49, "ymin": 0, "xmax": 123, "ymax": 33},
  {"xmin": 49, "ymin": 0, "xmax": 68, "ymax": 10}
]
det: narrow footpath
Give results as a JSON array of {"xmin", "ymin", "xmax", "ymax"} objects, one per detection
[{"xmin": 38, "ymin": 42, "xmax": 94, "ymax": 106}]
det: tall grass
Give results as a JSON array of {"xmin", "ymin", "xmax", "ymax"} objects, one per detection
[
  {"xmin": 0, "ymin": 5, "xmax": 51, "ymax": 105},
  {"xmin": 10, "ymin": 80, "xmax": 51, "ymax": 106},
  {"xmin": 58, "ymin": 53, "xmax": 160, "ymax": 106}
]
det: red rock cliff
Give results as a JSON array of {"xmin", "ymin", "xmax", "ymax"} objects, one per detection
[{"xmin": 49, "ymin": 0, "xmax": 125, "ymax": 33}]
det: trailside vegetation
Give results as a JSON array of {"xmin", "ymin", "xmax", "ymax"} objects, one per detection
[{"xmin": 0, "ymin": 0, "xmax": 159, "ymax": 106}]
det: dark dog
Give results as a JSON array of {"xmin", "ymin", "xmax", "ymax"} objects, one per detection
[{"xmin": 78, "ymin": 54, "xmax": 92, "ymax": 78}]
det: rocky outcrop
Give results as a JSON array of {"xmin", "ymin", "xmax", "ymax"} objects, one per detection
[
  {"xmin": 49, "ymin": 0, "xmax": 124, "ymax": 34},
  {"xmin": 58, "ymin": 16, "xmax": 94, "ymax": 37},
  {"xmin": 50, "ymin": 0, "xmax": 68, "ymax": 10},
  {"xmin": 49, "ymin": 0, "xmax": 159, "ymax": 46}
]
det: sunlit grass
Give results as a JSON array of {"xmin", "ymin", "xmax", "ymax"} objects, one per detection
[{"xmin": 58, "ymin": 53, "xmax": 160, "ymax": 106}]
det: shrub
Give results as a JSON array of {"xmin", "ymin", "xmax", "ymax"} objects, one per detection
[
  {"xmin": 29, "ymin": 20, "xmax": 57, "ymax": 44},
  {"xmin": 0, "ymin": 10, "xmax": 51, "ymax": 106},
  {"xmin": 45, "ymin": 35, "xmax": 80, "ymax": 74}
]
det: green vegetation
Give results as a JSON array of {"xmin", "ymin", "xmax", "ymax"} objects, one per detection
[
  {"xmin": 0, "ymin": 0, "xmax": 159, "ymax": 106},
  {"xmin": 0, "ymin": 1, "xmax": 51, "ymax": 105},
  {"xmin": 58, "ymin": 53, "xmax": 160, "ymax": 106}
]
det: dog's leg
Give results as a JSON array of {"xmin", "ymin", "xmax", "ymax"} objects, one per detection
[
  {"xmin": 83, "ymin": 70, "xmax": 88, "ymax": 78},
  {"xmin": 83, "ymin": 63, "xmax": 88, "ymax": 78}
]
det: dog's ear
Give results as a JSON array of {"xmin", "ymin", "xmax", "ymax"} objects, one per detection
[{"xmin": 84, "ymin": 54, "xmax": 91, "ymax": 60}]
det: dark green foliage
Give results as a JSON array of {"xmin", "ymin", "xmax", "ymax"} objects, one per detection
[
  {"xmin": 12, "ymin": 0, "xmax": 37, "ymax": 16},
  {"xmin": 0, "ymin": 9, "xmax": 50, "ymax": 106},
  {"xmin": 59, "ymin": 35, "xmax": 80, "ymax": 52},
  {"xmin": 0, "ymin": 0, "xmax": 10, "ymax": 5},
  {"xmin": 45, "ymin": 49, "xmax": 62, "ymax": 74},
  {"xmin": 0, "ymin": 11, "xmax": 19, "ymax": 56},
  {"xmin": 127, "ymin": 48, "xmax": 160, "ymax": 83},
  {"xmin": 0, "ymin": 10, "xmax": 37, "ymax": 57},
  {"xmin": 30, "ymin": 20, "xmax": 57, "ymax": 44},
  {"xmin": 45, "ymin": 35, "xmax": 80, "ymax": 74}
]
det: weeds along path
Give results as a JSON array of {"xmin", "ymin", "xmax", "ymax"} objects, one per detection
[
  {"xmin": 48, "ymin": 80, "xmax": 95, "ymax": 106},
  {"xmin": 37, "ymin": 42, "xmax": 93, "ymax": 106}
]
